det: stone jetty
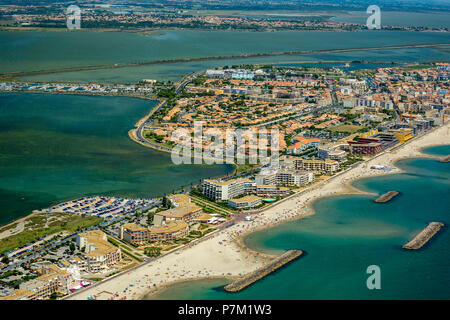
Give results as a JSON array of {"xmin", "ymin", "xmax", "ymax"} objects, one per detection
[
  {"xmin": 224, "ymin": 250, "xmax": 303, "ymax": 292},
  {"xmin": 403, "ymin": 222, "xmax": 444, "ymax": 250},
  {"xmin": 374, "ymin": 191, "xmax": 399, "ymax": 203}
]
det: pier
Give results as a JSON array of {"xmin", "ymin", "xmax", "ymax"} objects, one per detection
[
  {"xmin": 374, "ymin": 191, "xmax": 399, "ymax": 203},
  {"xmin": 403, "ymin": 222, "xmax": 444, "ymax": 250},
  {"xmin": 224, "ymin": 250, "xmax": 303, "ymax": 293},
  {"xmin": 439, "ymin": 155, "xmax": 450, "ymax": 163}
]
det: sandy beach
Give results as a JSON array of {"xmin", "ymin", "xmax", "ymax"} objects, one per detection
[{"xmin": 66, "ymin": 123, "xmax": 450, "ymax": 300}]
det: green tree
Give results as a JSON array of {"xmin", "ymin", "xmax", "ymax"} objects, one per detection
[{"xmin": 144, "ymin": 247, "xmax": 162, "ymax": 257}]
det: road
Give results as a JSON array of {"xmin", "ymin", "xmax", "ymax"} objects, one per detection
[{"xmin": 134, "ymin": 71, "xmax": 201, "ymax": 150}]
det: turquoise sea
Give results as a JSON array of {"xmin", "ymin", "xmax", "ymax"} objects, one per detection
[
  {"xmin": 150, "ymin": 146, "xmax": 450, "ymax": 300},
  {"xmin": 0, "ymin": 93, "xmax": 232, "ymax": 225}
]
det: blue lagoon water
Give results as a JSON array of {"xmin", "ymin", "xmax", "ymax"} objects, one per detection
[
  {"xmin": 0, "ymin": 29, "xmax": 448, "ymax": 83},
  {"xmin": 0, "ymin": 93, "xmax": 232, "ymax": 225}
]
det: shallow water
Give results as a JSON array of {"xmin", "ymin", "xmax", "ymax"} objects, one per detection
[{"xmin": 0, "ymin": 92, "xmax": 232, "ymax": 225}]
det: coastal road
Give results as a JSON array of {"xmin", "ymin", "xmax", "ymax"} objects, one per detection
[{"xmin": 134, "ymin": 71, "xmax": 201, "ymax": 150}]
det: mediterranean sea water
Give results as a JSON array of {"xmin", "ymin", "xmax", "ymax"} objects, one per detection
[
  {"xmin": 0, "ymin": 93, "xmax": 232, "ymax": 225},
  {"xmin": 150, "ymin": 146, "xmax": 450, "ymax": 299}
]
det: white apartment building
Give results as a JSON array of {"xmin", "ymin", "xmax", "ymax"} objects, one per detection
[
  {"xmin": 202, "ymin": 178, "xmax": 247, "ymax": 201},
  {"xmin": 76, "ymin": 230, "xmax": 121, "ymax": 273},
  {"xmin": 275, "ymin": 170, "xmax": 314, "ymax": 186},
  {"xmin": 256, "ymin": 167, "xmax": 314, "ymax": 187}
]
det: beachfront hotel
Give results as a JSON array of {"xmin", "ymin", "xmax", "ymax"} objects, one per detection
[
  {"xmin": 120, "ymin": 221, "xmax": 189, "ymax": 244},
  {"xmin": 255, "ymin": 168, "xmax": 314, "ymax": 187},
  {"xmin": 389, "ymin": 128, "xmax": 413, "ymax": 143},
  {"xmin": 286, "ymin": 136, "xmax": 320, "ymax": 155},
  {"xmin": 275, "ymin": 169, "xmax": 315, "ymax": 186},
  {"xmin": 202, "ymin": 170, "xmax": 311, "ymax": 204},
  {"xmin": 153, "ymin": 194, "xmax": 203, "ymax": 226},
  {"xmin": 0, "ymin": 264, "xmax": 74, "ymax": 300},
  {"xmin": 76, "ymin": 230, "xmax": 122, "ymax": 273},
  {"xmin": 202, "ymin": 178, "xmax": 250, "ymax": 201},
  {"xmin": 154, "ymin": 205, "xmax": 203, "ymax": 226},
  {"xmin": 120, "ymin": 193, "xmax": 199, "ymax": 244},
  {"xmin": 318, "ymin": 143, "xmax": 348, "ymax": 162},
  {"xmin": 255, "ymin": 185, "xmax": 291, "ymax": 197},
  {"xmin": 294, "ymin": 159, "xmax": 340, "ymax": 173},
  {"xmin": 348, "ymin": 138, "xmax": 383, "ymax": 156},
  {"xmin": 228, "ymin": 195, "xmax": 262, "ymax": 209}
]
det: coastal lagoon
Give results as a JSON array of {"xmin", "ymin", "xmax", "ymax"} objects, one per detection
[
  {"xmin": 150, "ymin": 147, "xmax": 450, "ymax": 299},
  {"xmin": 1, "ymin": 30, "xmax": 449, "ymax": 74},
  {"xmin": 0, "ymin": 93, "xmax": 232, "ymax": 225},
  {"xmin": 19, "ymin": 46, "xmax": 450, "ymax": 84}
]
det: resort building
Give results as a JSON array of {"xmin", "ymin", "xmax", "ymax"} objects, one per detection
[
  {"xmin": 256, "ymin": 167, "xmax": 314, "ymax": 187},
  {"xmin": 255, "ymin": 185, "xmax": 290, "ymax": 197},
  {"xmin": 121, "ymin": 221, "xmax": 189, "ymax": 244},
  {"xmin": 255, "ymin": 171, "xmax": 277, "ymax": 185},
  {"xmin": 348, "ymin": 139, "xmax": 383, "ymax": 156},
  {"xmin": 0, "ymin": 289, "xmax": 34, "ymax": 301},
  {"xmin": 287, "ymin": 137, "xmax": 320, "ymax": 155},
  {"xmin": 167, "ymin": 194, "xmax": 192, "ymax": 207},
  {"xmin": 120, "ymin": 223, "xmax": 148, "ymax": 244},
  {"xmin": 228, "ymin": 195, "xmax": 262, "ymax": 209},
  {"xmin": 318, "ymin": 143, "xmax": 348, "ymax": 161},
  {"xmin": 275, "ymin": 170, "xmax": 314, "ymax": 186},
  {"xmin": 295, "ymin": 159, "xmax": 339, "ymax": 172},
  {"xmin": 147, "ymin": 221, "xmax": 189, "ymax": 241},
  {"xmin": 72, "ymin": 256, "xmax": 89, "ymax": 273},
  {"xmin": 202, "ymin": 178, "xmax": 246, "ymax": 201},
  {"xmin": 389, "ymin": 128, "xmax": 413, "ymax": 143},
  {"xmin": 153, "ymin": 203, "xmax": 202, "ymax": 226},
  {"xmin": 76, "ymin": 230, "xmax": 122, "ymax": 273},
  {"xmin": 370, "ymin": 133, "xmax": 399, "ymax": 149},
  {"xmin": 153, "ymin": 194, "xmax": 202, "ymax": 226},
  {"xmin": 0, "ymin": 265, "xmax": 75, "ymax": 300}
]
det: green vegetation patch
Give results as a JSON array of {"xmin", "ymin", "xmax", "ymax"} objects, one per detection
[
  {"xmin": 121, "ymin": 249, "xmax": 143, "ymax": 262},
  {"xmin": 329, "ymin": 124, "xmax": 367, "ymax": 134},
  {"xmin": 0, "ymin": 213, "xmax": 102, "ymax": 254},
  {"xmin": 144, "ymin": 246, "xmax": 162, "ymax": 257}
]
